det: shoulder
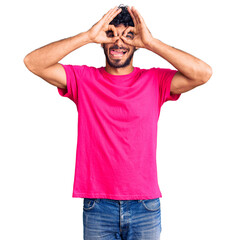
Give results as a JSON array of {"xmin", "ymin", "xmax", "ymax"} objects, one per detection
[
  {"xmin": 136, "ymin": 67, "xmax": 160, "ymax": 76},
  {"xmin": 140, "ymin": 67, "xmax": 177, "ymax": 76},
  {"xmin": 79, "ymin": 65, "xmax": 100, "ymax": 74},
  {"xmin": 66, "ymin": 64, "xmax": 99, "ymax": 76}
]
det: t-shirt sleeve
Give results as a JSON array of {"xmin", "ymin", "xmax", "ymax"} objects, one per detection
[
  {"xmin": 155, "ymin": 68, "xmax": 181, "ymax": 106},
  {"xmin": 57, "ymin": 64, "xmax": 85, "ymax": 105}
]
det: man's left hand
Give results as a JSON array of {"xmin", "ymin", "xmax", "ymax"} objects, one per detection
[{"xmin": 121, "ymin": 6, "xmax": 153, "ymax": 49}]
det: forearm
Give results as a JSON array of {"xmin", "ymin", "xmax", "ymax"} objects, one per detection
[
  {"xmin": 24, "ymin": 31, "xmax": 91, "ymax": 71},
  {"xmin": 146, "ymin": 38, "xmax": 212, "ymax": 81}
]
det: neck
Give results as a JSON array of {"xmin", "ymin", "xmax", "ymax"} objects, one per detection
[{"xmin": 105, "ymin": 64, "xmax": 134, "ymax": 75}]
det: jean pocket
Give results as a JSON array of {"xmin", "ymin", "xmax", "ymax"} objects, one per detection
[
  {"xmin": 83, "ymin": 198, "xmax": 96, "ymax": 211},
  {"xmin": 141, "ymin": 198, "xmax": 161, "ymax": 211}
]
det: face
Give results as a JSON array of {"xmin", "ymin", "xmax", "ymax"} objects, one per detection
[{"xmin": 102, "ymin": 24, "xmax": 137, "ymax": 69}]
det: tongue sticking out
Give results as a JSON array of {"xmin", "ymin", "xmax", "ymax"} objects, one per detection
[{"xmin": 110, "ymin": 50, "xmax": 125, "ymax": 56}]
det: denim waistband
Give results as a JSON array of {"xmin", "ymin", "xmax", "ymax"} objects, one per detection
[{"xmin": 97, "ymin": 199, "xmax": 142, "ymax": 203}]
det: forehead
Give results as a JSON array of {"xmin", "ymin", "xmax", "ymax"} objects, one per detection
[{"xmin": 113, "ymin": 24, "xmax": 129, "ymax": 34}]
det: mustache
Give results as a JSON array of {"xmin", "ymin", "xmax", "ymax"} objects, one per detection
[{"xmin": 110, "ymin": 46, "xmax": 128, "ymax": 51}]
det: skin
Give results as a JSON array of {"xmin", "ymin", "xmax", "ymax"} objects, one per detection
[
  {"xmin": 101, "ymin": 24, "xmax": 137, "ymax": 74},
  {"xmin": 124, "ymin": 6, "xmax": 213, "ymax": 94},
  {"xmin": 88, "ymin": 6, "xmax": 213, "ymax": 94},
  {"xmin": 87, "ymin": 7, "xmax": 137, "ymax": 75},
  {"xmin": 24, "ymin": 5, "xmax": 213, "ymax": 94}
]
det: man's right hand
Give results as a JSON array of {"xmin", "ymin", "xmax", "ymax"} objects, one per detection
[
  {"xmin": 23, "ymin": 6, "xmax": 122, "ymax": 90},
  {"xmin": 87, "ymin": 6, "xmax": 122, "ymax": 44}
]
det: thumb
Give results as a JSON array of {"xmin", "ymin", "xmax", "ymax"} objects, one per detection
[
  {"xmin": 120, "ymin": 35, "xmax": 133, "ymax": 45},
  {"xmin": 107, "ymin": 36, "xmax": 119, "ymax": 43}
]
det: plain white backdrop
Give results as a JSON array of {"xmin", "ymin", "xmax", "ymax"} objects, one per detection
[{"xmin": 1, "ymin": 0, "xmax": 235, "ymax": 239}]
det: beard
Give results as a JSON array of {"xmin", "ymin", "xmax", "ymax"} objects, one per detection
[{"xmin": 103, "ymin": 45, "xmax": 136, "ymax": 68}]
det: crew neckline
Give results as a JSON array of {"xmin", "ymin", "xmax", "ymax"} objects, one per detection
[{"xmin": 100, "ymin": 67, "xmax": 139, "ymax": 81}]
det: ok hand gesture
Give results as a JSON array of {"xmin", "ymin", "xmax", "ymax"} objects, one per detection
[
  {"xmin": 121, "ymin": 6, "xmax": 154, "ymax": 49},
  {"xmin": 87, "ymin": 6, "xmax": 122, "ymax": 44}
]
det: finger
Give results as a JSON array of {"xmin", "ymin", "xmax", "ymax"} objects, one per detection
[
  {"xmin": 127, "ymin": 6, "xmax": 137, "ymax": 26},
  {"xmin": 130, "ymin": 6, "xmax": 140, "ymax": 25},
  {"xmin": 99, "ymin": 7, "xmax": 116, "ymax": 26},
  {"xmin": 105, "ymin": 35, "xmax": 120, "ymax": 43},
  {"xmin": 123, "ymin": 26, "xmax": 136, "ymax": 37},
  {"xmin": 109, "ymin": 36, "xmax": 120, "ymax": 43},
  {"xmin": 101, "ymin": 6, "xmax": 118, "ymax": 25},
  {"xmin": 107, "ymin": 25, "xmax": 118, "ymax": 37},
  {"xmin": 102, "ymin": 7, "xmax": 116, "ymax": 21},
  {"xmin": 134, "ymin": 7, "xmax": 145, "ymax": 24},
  {"xmin": 107, "ymin": 7, "xmax": 122, "ymax": 23},
  {"xmin": 132, "ymin": 7, "xmax": 141, "ymax": 24},
  {"xmin": 105, "ymin": 6, "xmax": 118, "ymax": 20},
  {"xmin": 120, "ymin": 35, "xmax": 134, "ymax": 46}
]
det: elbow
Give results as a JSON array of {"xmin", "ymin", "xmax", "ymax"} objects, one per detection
[
  {"xmin": 23, "ymin": 55, "xmax": 28, "ymax": 66},
  {"xmin": 191, "ymin": 60, "xmax": 213, "ymax": 85},
  {"xmin": 23, "ymin": 54, "xmax": 31, "ymax": 69},
  {"xmin": 201, "ymin": 65, "xmax": 213, "ymax": 84},
  {"xmin": 23, "ymin": 54, "xmax": 37, "ymax": 73},
  {"xmin": 194, "ymin": 65, "xmax": 213, "ymax": 85}
]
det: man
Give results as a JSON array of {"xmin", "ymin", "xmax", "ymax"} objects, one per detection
[{"xmin": 24, "ymin": 4, "xmax": 212, "ymax": 240}]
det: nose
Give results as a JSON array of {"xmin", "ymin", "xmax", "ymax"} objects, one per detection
[{"xmin": 114, "ymin": 36, "xmax": 125, "ymax": 47}]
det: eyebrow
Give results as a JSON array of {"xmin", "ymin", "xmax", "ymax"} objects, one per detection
[
  {"xmin": 127, "ymin": 32, "xmax": 134, "ymax": 35},
  {"xmin": 106, "ymin": 30, "xmax": 134, "ymax": 36}
]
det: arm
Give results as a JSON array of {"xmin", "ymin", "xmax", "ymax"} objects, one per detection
[
  {"xmin": 23, "ymin": 6, "xmax": 121, "ymax": 89},
  {"xmin": 121, "ymin": 6, "xmax": 213, "ymax": 94},
  {"xmin": 144, "ymin": 39, "xmax": 213, "ymax": 94},
  {"xmin": 23, "ymin": 32, "xmax": 91, "ymax": 89}
]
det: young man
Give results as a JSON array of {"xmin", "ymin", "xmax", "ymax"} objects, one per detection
[{"xmin": 24, "ymin": 4, "xmax": 212, "ymax": 240}]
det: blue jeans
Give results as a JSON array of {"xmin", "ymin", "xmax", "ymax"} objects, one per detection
[{"xmin": 83, "ymin": 198, "xmax": 162, "ymax": 240}]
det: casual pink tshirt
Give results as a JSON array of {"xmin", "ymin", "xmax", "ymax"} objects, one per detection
[{"xmin": 57, "ymin": 64, "xmax": 181, "ymax": 200}]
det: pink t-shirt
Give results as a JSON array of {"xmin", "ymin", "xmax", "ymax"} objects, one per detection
[{"xmin": 57, "ymin": 64, "xmax": 181, "ymax": 200}]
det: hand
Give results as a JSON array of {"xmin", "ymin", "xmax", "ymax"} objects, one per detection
[
  {"xmin": 121, "ymin": 6, "xmax": 154, "ymax": 49},
  {"xmin": 87, "ymin": 6, "xmax": 122, "ymax": 44}
]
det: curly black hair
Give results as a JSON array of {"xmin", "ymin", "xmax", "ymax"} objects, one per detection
[{"xmin": 109, "ymin": 4, "xmax": 134, "ymax": 27}]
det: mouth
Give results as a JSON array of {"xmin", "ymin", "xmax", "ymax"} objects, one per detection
[{"xmin": 109, "ymin": 48, "xmax": 128, "ymax": 59}]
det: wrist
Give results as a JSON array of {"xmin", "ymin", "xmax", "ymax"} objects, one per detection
[
  {"xmin": 84, "ymin": 30, "xmax": 99, "ymax": 44},
  {"xmin": 73, "ymin": 31, "xmax": 94, "ymax": 46},
  {"xmin": 82, "ymin": 31, "xmax": 94, "ymax": 44},
  {"xmin": 145, "ymin": 37, "xmax": 158, "ymax": 51}
]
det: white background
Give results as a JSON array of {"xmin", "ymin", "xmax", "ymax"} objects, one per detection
[{"xmin": 1, "ymin": 0, "xmax": 235, "ymax": 239}]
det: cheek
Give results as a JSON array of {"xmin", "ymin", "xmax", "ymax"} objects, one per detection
[
  {"xmin": 128, "ymin": 47, "xmax": 136, "ymax": 55},
  {"xmin": 104, "ymin": 45, "xmax": 111, "ymax": 53}
]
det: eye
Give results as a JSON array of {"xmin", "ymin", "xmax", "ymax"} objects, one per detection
[
  {"xmin": 106, "ymin": 31, "xmax": 114, "ymax": 38},
  {"xmin": 126, "ymin": 32, "xmax": 134, "ymax": 39}
]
